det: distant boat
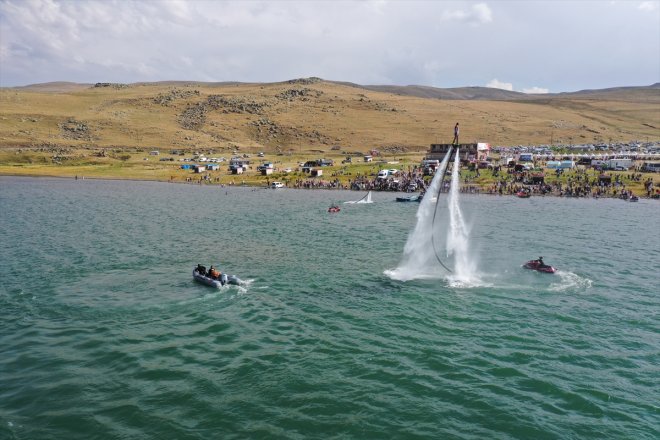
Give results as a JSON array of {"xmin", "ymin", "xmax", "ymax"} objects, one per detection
[
  {"xmin": 345, "ymin": 191, "xmax": 373, "ymax": 204},
  {"xmin": 193, "ymin": 267, "xmax": 242, "ymax": 287},
  {"xmin": 328, "ymin": 204, "xmax": 341, "ymax": 213},
  {"xmin": 396, "ymin": 194, "xmax": 421, "ymax": 202},
  {"xmin": 523, "ymin": 259, "xmax": 556, "ymax": 274},
  {"xmin": 516, "ymin": 190, "xmax": 531, "ymax": 198}
]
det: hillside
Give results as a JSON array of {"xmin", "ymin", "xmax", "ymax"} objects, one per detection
[{"xmin": 1, "ymin": 78, "xmax": 658, "ymax": 154}]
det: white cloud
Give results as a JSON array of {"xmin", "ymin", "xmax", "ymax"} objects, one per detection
[
  {"xmin": 442, "ymin": 2, "xmax": 493, "ymax": 25},
  {"xmin": 522, "ymin": 86, "xmax": 550, "ymax": 94},
  {"xmin": 472, "ymin": 3, "xmax": 493, "ymax": 23},
  {"xmin": 639, "ymin": 2, "xmax": 657, "ymax": 11},
  {"xmin": 486, "ymin": 79, "xmax": 513, "ymax": 91},
  {"xmin": 487, "ymin": 80, "xmax": 549, "ymax": 94}
]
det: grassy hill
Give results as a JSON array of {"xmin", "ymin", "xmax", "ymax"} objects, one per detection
[
  {"xmin": 0, "ymin": 78, "xmax": 658, "ymax": 191},
  {"xmin": 1, "ymin": 78, "xmax": 658, "ymax": 153}
]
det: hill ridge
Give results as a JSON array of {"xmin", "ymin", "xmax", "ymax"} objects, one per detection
[{"xmin": 7, "ymin": 78, "xmax": 659, "ymax": 101}]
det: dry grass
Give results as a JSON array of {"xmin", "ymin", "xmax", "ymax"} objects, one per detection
[{"xmin": 1, "ymin": 80, "xmax": 658, "ymax": 152}]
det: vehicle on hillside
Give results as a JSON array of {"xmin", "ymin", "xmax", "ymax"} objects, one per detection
[
  {"xmin": 607, "ymin": 159, "xmax": 632, "ymax": 170},
  {"xmin": 257, "ymin": 162, "xmax": 274, "ymax": 172}
]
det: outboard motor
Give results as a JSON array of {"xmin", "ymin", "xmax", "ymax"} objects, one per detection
[{"xmin": 220, "ymin": 273, "xmax": 228, "ymax": 286}]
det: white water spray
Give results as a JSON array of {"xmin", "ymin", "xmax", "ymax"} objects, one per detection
[
  {"xmin": 345, "ymin": 191, "xmax": 373, "ymax": 204},
  {"xmin": 386, "ymin": 148, "xmax": 453, "ymax": 280},
  {"xmin": 446, "ymin": 149, "xmax": 479, "ymax": 285}
]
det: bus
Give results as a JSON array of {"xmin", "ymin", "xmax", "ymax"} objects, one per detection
[{"xmin": 642, "ymin": 162, "xmax": 660, "ymax": 173}]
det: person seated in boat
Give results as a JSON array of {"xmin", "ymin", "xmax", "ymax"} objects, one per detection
[
  {"xmin": 208, "ymin": 266, "xmax": 220, "ymax": 279},
  {"xmin": 197, "ymin": 264, "xmax": 206, "ymax": 275}
]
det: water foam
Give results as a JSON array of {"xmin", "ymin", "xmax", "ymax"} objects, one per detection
[
  {"xmin": 549, "ymin": 271, "xmax": 593, "ymax": 292},
  {"xmin": 446, "ymin": 149, "xmax": 480, "ymax": 286},
  {"xmin": 386, "ymin": 148, "xmax": 453, "ymax": 280},
  {"xmin": 345, "ymin": 191, "xmax": 373, "ymax": 204}
]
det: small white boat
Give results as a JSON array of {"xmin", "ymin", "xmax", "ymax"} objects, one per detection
[
  {"xmin": 193, "ymin": 268, "xmax": 242, "ymax": 287},
  {"xmin": 344, "ymin": 191, "xmax": 373, "ymax": 204}
]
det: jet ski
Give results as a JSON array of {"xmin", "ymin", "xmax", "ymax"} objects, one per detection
[{"xmin": 523, "ymin": 259, "xmax": 556, "ymax": 274}]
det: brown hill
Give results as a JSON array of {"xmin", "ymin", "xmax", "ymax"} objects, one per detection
[{"xmin": 1, "ymin": 78, "xmax": 658, "ymax": 152}]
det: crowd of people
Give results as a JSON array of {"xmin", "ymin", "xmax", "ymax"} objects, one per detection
[
  {"xmin": 178, "ymin": 156, "xmax": 658, "ymax": 199},
  {"xmin": 284, "ymin": 168, "xmax": 427, "ymax": 192},
  {"xmin": 276, "ymin": 164, "xmax": 659, "ymax": 199},
  {"xmin": 460, "ymin": 166, "xmax": 658, "ymax": 198}
]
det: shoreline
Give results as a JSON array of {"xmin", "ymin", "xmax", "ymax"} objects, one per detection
[{"xmin": 2, "ymin": 173, "xmax": 657, "ymax": 200}]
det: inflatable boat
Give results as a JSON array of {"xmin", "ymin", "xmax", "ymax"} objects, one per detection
[
  {"xmin": 396, "ymin": 194, "xmax": 421, "ymax": 202},
  {"xmin": 193, "ymin": 268, "xmax": 242, "ymax": 287}
]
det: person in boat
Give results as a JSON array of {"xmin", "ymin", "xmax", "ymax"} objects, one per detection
[
  {"xmin": 208, "ymin": 266, "xmax": 220, "ymax": 279},
  {"xmin": 197, "ymin": 264, "xmax": 206, "ymax": 275},
  {"xmin": 537, "ymin": 256, "xmax": 545, "ymax": 267}
]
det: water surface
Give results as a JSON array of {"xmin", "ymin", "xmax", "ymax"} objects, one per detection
[{"xmin": 0, "ymin": 177, "xmax": 658, "ymax": 439}]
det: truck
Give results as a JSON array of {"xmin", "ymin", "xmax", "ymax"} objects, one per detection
[
  {"xmin": 607, "ymin": 158, "xmax": 633, "ymax": 171},
  {"xmin": 642, "ymin": 162, "xmax": 660, "ymax": 172}
]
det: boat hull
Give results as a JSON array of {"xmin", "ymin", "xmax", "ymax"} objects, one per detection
[
  {"xmin": 523, "ymin": 261, "xmax": 556, "ymax": 274},
  {"xmin": 396, "ymin": 195, "xmax": 421, "ymax": 202}
]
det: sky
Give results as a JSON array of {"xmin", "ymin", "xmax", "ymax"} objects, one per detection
[{"xmin": 1, "ymin": 0, "xmax": 659, "ymax": 93}]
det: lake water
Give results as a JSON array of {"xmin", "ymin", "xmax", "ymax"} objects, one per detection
[{"xmin": 0, "ymin": 176, "xmax": 658, "ymax": 439}]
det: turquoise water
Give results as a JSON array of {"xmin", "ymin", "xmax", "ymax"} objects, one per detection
[{"xmin": 0, "ymin": 176, "xmax": 658, "ymax": 439}]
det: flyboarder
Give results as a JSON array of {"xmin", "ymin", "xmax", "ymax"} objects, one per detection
[{"xmin": 452, "ymin": 122, "xmax": 459, "ymax": 145}]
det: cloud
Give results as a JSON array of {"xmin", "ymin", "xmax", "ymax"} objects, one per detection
[
  {"xmin": 522, "ymin": 86, "xmax": 550, "ymax": 94},
  {"xmin": 486, "ymin": 79, "xmax": 513, "ymax": 91},
  {"xmin": 487, "ymin": 80, "xmax": 549, "ymax": 94},
  {"xmin": 638, "ymin": 1, "xmax": 657, "ymax": 11},
  {"xmin": 442, "ymin": 2, "xmax": 493, "ymax": 25},
  {"xmin": 0, "ymin": 0, "xmax": 658, "ymax": 90}
]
